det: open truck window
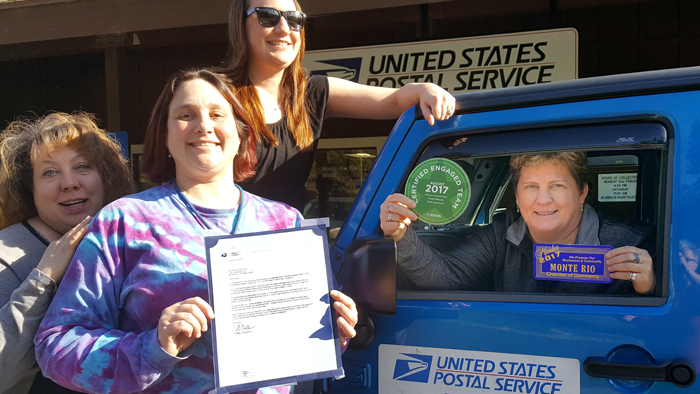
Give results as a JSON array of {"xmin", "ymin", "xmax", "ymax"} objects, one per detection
[{"xmin": 397, "ymin": 119, "xmax": 668, "ymax": 304}]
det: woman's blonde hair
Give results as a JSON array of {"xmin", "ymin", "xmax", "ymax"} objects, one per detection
[
  {"xmin": 0, "ymin": 112, "xmax": 134, "ymax": 230},
  {"xmin": 221, "ymin": 0, "xmax": 312, "ymax": 149},
  {"xmin": 510, "ymin": 151, "xmax": 589, "ymax": 192}
]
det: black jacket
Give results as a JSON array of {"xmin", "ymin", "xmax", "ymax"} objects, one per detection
[{"xmin": 397, "ymin": 205, "xmax": 654, "ymax": 294}]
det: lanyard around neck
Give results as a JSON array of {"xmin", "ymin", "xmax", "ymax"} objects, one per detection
[{"xmin": 172, "ymin": 181, "xmax": 242, "ymax": 234}]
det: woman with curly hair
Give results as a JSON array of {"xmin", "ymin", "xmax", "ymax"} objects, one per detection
[{"xmin": 0, "ymin": 112, "xmax": 133, "ymax": 394}]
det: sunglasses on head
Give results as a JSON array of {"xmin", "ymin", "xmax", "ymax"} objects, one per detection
[{"xmin": 246, "ymin": 7, "xmax": 306, "ymax": 31}]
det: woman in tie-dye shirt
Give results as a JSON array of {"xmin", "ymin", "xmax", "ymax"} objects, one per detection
[{"xmin": 34, "ymin": 69, "xmax": 358, "ymax": 394}]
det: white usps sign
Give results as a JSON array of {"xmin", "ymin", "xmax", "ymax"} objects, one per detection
[
  {"xmin": 379, "ymin": 344, "xmax": 579, "ymax": 394},
  {"xmin": 304, "ymin": 28, "xmax": 577, "ymax": 92},
  {"xmin": 598, "ymin": 173, "xmax": 637, "ymax": 202}
]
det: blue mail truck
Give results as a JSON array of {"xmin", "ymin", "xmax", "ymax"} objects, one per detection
[{"xmin": 327, "ymin": 66, "xmax": 700, "ymax": 394}]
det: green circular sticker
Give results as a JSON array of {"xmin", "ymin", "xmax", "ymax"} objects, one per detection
[{"xmin": 404, "ymin": 158, "xmax": 471, "ymax": 225}]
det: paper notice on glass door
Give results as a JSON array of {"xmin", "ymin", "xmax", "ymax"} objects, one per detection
[{"xmin": 205, "ymin": 225, "xmax": 344, "ymax": 394}]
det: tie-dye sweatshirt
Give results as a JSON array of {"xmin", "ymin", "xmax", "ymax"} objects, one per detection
[{"xmin": 35, "ymin": 184, "xmax": 302, "ymax": 394}]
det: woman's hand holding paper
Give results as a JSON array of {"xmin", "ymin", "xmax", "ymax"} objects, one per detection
[
  {"xmin": 157, "ymin": 296, "xmax": 215, "ymax": 356},
  {"xmin": 331, "ymin": 290, "xmax": 357, "ymax": 347}
]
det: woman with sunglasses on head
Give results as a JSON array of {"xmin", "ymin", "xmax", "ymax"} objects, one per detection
[
  {"xmin": 224, "ymin": 0, "xmax": 456, "ymax": 210},
  {"xmin": 35, "ymin": 69, "xmax": 357, "ymax": 394}
]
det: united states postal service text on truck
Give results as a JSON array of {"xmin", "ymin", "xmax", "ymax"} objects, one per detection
[{"xmin": 329, "ymin": 67, "xmax": 700, "ymax": 394}]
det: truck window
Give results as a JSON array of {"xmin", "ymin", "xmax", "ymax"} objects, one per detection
[{"xmin": 396, "ymin": 120, "xmax": 668, "ymax": 305}]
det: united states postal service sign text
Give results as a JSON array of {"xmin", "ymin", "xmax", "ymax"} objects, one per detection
[
  {"xmin": 379, "ymin": 344, "xmax": 580, "ymax": 394},
  {"xmin": 304, "ymin": 28, "xmax": 577, "ymax": 92}
]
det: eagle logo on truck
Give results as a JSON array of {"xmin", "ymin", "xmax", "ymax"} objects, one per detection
[{"xmin": 392, "ymin": 353, "xmax": 433, "ymax": 383}]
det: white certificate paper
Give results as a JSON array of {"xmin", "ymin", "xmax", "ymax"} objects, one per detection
[{"xmin": 205, "ymin": 225, "xmax": 344, "ymax": 394}]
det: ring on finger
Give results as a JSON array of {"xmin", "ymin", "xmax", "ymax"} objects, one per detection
[
  {"xmin": 633, "ymin": 253, "xmax": 640, "ymax": 264},
  {"xmin": 388, "ymin": 212, "xmax": 393, "ymax": 221},
  {"xmin": 629, "ymin": 272, "xmax": 637, "ymax": 282},
  {"xmin": 387, "ymin": 202, "xmax": 392, "ymax": 210},
  {"xmin": 447, "ymin": 108, "xmax": 453, "ymax": 115}
]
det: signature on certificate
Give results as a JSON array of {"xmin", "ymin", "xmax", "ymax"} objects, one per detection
[{"xmin": 233, "ymin": 323, "xmax": 256, "ymax": 334}]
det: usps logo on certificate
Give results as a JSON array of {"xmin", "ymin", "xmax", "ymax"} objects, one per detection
[{"xmin": 533, "ymin": 244, "xmax": 613, "ymax": 283}]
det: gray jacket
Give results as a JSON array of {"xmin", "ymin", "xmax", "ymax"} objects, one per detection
[
  {"xmin": 397, "ymin": 204, "xmax": 653, "ymax": 294},
  {"xmin": 0, "ymin": 223, "xmax": 53, "ymax": 394}
]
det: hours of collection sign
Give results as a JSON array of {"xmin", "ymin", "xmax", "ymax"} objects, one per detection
[
  {"xmin": 405, "ymin": 158, "xmax": 471, "ymax": 225},
  {"xmin": 598, "ymin": 173, "xmax": 637, "ymax": 202}
]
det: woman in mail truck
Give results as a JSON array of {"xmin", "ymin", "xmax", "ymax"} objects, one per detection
[
  {"xmin": 380, "ymin": 151, "xmax": 656, "ymax": 294},
  {"xmin": 0, "ymin": 112, "xmax": 133, "ymax": 394},
  {"xmin": 222, "ymin": 0, "xmax": 455, "ymax": 210},
  {"xmin": 34, "ymin": 68, "xmax": 358, "ymax": 394}
]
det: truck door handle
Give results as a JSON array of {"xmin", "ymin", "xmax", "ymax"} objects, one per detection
[{"xmin": 584, "ymin": 357, "xmax": 695, "ymax": 388}]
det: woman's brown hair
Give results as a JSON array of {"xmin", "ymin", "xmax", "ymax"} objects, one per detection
[
  {"xmin": 221, "ymin": 0, "xmax": 312, "ymax": 149},
  {"xmin": 0, "ymin": 112, "xmax": 134, "ymax": 230},
  {"xmin": 142, "ymin": 68, "xmax": 257, "ymax": 183}
]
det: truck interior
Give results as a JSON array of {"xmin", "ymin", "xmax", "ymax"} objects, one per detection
[{"xmin": 399, "ymin": 117, "xmax": 669, "ymax": 299}]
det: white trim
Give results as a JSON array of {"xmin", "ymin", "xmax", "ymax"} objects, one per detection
[
  {"xmin": 130, "ymin": 144, "xmax": 143, "ymax": 154},
  {"xmin": 316, "ymin": 136, "xmax": 387, "ymax": 151}
]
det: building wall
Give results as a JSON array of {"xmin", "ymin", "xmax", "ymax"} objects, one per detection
[
  {"xmin": 0, "ymin": 53, "xmax": 106, "ymax": 126},
  {"xmin": 1, "ymin": 0, "xmax": 699, "ymax": 141}
]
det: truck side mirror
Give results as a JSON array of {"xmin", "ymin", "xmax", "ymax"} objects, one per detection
[{"xmin": 337, "ymin": 235, "xmax": 397, "ymax": 315}]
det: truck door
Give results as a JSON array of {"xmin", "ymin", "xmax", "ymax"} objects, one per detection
[{"xmin": 331, "ymin": 92, "xmax": 700, "ymax": 394}]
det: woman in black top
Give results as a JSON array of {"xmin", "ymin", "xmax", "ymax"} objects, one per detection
[{"xmin": 223, "ymin": 0, "xmax": 456, "ymax": 210}]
